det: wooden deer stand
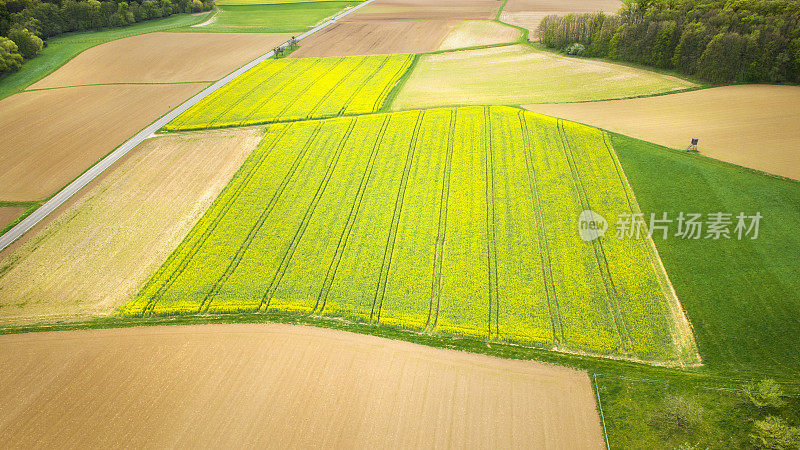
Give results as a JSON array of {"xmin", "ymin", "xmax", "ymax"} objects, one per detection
[{"xmin": 686, "ymin": 137, "xmax": 699, "ymax": 153}]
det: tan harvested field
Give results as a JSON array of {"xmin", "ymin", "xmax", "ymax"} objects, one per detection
[
  {"xmin": 0, "ymin": 207, "xmax": 24, "ymax": 230},
  {"xmin": 500, "ymin": 0, "xmax": 622, "ymax": 35},
  {"xmin": 391, "ymin": 44, "xmax": 696, "ymax": 110},
  {"xmin": 30, "ymin": 32, "xmax": 294, "ymax": 88},
  {"xmin": 0, "ymin": 324, "xmax": 605, "ymax": 448},
  {"xmin": 0, "ymin": 129, "xmax": 260, "ymax": 324},
  {"xmin": 290, "ymin": 20, "xmax": 456, "ymax": 57},
  {"xmin": 438, "ymin": 19, "xmax": 521, "ymax": 50},
  {"xmin": 527, "ymin": 85, "xmax": 800, "ymax": 180},
  {"xmin": 0, "ymin": 83, "xmax": 207, "ymax": 201},
  {"xmin": 348, "ymin": 0, "xmax": 502, "ymax": 20}
]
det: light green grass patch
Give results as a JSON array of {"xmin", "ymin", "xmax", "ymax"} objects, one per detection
[
  {"xmin": 391, "ymin": 44, "xmax": 697, "ymax": 110},
  {"xmin": 185, "ymin": 2, "xmax": 359, "ymax": 33}
]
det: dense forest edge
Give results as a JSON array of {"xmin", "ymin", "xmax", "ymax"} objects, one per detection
[
  {"xmin": 538, "ymin": 0, "xmax": 800, "ymax": 84},
  {"xmin": 0, "ymin": 0, "xmax": 214, "ymax": 75}
]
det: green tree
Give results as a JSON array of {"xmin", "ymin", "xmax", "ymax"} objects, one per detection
[
  {"xmin": 746, "ymin": 379, "xmax": 787, "ymax": 410},
  {"xmin": 6, "ymin": 24, "xmax": 41, "ymax": 59},
  {"xmin": 750, "ymin": 416, "xmax": 800, "ymax": 449},
  {"xmin": 0, "ymin": 35, "xmax": 23, "ymax": 74},
  {"xmin": 650, "ymin": 395, "xmax": 703, "ymax": 436},
  {"xmin": 698, "ymin": 32, "xmax": 748, "ymax": 83}
]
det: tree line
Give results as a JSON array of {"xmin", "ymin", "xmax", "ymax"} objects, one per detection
[
  {"xmin": 538, "ymin": 0, "xmax": 800, "ymax": 84},
  {"xmin": 1, "ymin": 0, "xmax": 213, "ymax": 75}
]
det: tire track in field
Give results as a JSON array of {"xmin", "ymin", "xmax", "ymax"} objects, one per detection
[
  {"xmin": 230, "ymin": 59, "xmax": 325, "ymax": 126},
  {"xmin": 270, "ymin": 58, "xmax": 350, "ymax": 121},
  {"xmin": 259, "ymin": 118, "xmax": 358, "ymax": 311},
  {"xmin": 484, "ymin": 107, "xmax": 500, "ymax": 340},
  {"xmin": 336, "ymin": 55, "xmax": 391, "ymax": 115},
  {"xmin": 315, "ymin": 115, "xmax": 391, "ymax": 313},
  {"xmin": 426, "ymin": 109, "xmax": 456, "ymax": 331},
  {"xmin": 556, "ymin": 119, "xmax": 634, "ymax": 356},
  {"xmin": 305, "ymin": 56, "xmax": 369, "ymax": 119},
  {"xmin": 199, "ymin": 122, "xmax": 325, "ymax": 313},
  {"xmin": 371, "ymin": 111, "xmax": 425, "ymax": 323},
  {"xmin": 370, "ymin": 55, "xmax": 414, "ymax": 112},
  {"xmin": 519, "ymin": 111, "xmax": 564, "ymax": 344},
  {"xmin": 138, "ymin": 124, "xmax": 293, "ymax": 315}
]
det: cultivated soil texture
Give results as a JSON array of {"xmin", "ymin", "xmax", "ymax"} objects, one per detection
[
  {"xmin": 29, "ymin": 32, "xmax": 294, "ymax": 88},
  {"xmin": 0, "ymin": 83, "xmax": 207, "ymax": 201},
  {"xmin": 437, "ymin": 20, "xmax": 521, "ymax": 50},
  {"xmin": 391, "ymin": 44, "xmax": 696, "ymax": 110},
  {"xmin": 528, "ymin": 85, "xmax": 800, "ymax": 180},
  {"xmin": 0, "ymin": 129, "xmax": 260, "ymax": 325},
  {"xmin": 0, "ymin": 207, "xmax": 24, "ymax": 231},
  {"xmin": 0, "ymin": 324, "xmax": 605, "ymax": 448},
  {"xmin": 290, "ymin": 20, "xmax": 456, "ymax": 57},
  {"xmin": 348, "ymin": 0, "xmax": 502, "ymax": 20},
  {"xmin": 500, "ymin": 0, "xmax": 622, "ymax": 36}
]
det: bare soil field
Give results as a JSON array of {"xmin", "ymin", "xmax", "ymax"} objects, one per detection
[
  {"xmin": 438, "ymin": 20, "xmax": 521, "ymax": 50},
  {"xmin": 528, "ymin": 85, "xmax": 800, "ymax": 180},
  {"xmin": 0, "ymin": 129, "xmax": 261, "ymax": 325},
  {"xmin": 290, "ymin": 20, "xmax": 456, "ymax": 57},
  {"xmin": 391, "ymin": 44, "xmax": 696, "ymax": 110},
  {"xmin": 347, "ymin": 0, "xmax": 501, "ymax": 20},
  {"xmin": 500, "ymin": 0, "xmax": 622, "ymax": 35},
  {"xmin": 0, "ymin": 324, "xmax": 605, "ymax": 448},
  {"xmin": 0, "ymin": 207, "xmax": 24, "ymax": 230},
  {"xmin": 0, "ymin": 83, "xmax": 207, "ymax": 201},
  {"xmin": 29, "ymin": 32, "xmax": 294, "ymax": 88}
]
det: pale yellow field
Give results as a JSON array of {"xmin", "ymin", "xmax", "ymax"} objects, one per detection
[
  {"xmin": 0, "ymin": 324, "xmax": 605, "ymax": 448},
  {"xmin": 437, "ymin": 20, "xmax": 521, "ymax": 50},
  {"xmin": 500, "ymin": 0, "xmax": 622, "ymax": 35},
  {"xmin": 528, "ymin": 85, "xmax": 800, "ymax": 180},
  {"xmin": 0, "ymin": 207, "xmax": 24, "ymax": 230},
  {"xmin": 0, "ymin": 129, "xmax": 261, "ymax": 325},
  {"xmin": 30, "ymin": 32, "xmax": 294, "ymax": 88},
  {"xmin": 391, "ymin": 44, "xmax": 696, "ymax": 110}
]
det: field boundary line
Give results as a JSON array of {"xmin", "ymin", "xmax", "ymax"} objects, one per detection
[
  {"xmin": 260, "ymin": 118, "xmax": 358, "ymax": 311},
  {"xmin": 369, "ymin": 55, "xmax": 414, "ymax": 113},
  {"xmin": 426, "ymin": 109, "xmax": 456, "ymax": 331},
  {"xmin": 315, "ymin": 115, "xmax": 391, "ymax": 313},
  {"xmin": 593, "ymin": 373, "xmax": 612, "ymax": 450},
  {"xmin": 601, "ymin": 132, "xmax": 701, "ymax": 365},
  {"xmin": 136, "ymin": 124, "xmax": 293, "ymax": 315},
  {"xmin": 378, "ymin": 54, "xmax": 419, "ymax": 112},
  {"xmin": 519, "ymin": 111, "xmax": 563, "ymax": 344},
  {"xmin": 484, "ymin": 107, "xmax": 500, "ymax": 339},
  {"xmin": 306, "ymin": 55, "xmax": 369, "ymax": 119},
  {"xmin": 371, "ymin": 111, "xmax": 424, "ymax": 323},
  {"xmin": 557, "ymin": 119, "xmax": 634, "ymax": 356},
  {"xmin": 200, "ymin": 122, "xmax": 325, "ymax": 313},
  {"xmin": 0, "ymin": 0, "xmax": 381, "ymax": 252}
]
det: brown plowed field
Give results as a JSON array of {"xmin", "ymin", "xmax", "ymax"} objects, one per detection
[
  {"xmin": 527, "ymin": 85, "xmax": 800, "ymax": 180},
  {"xmin": 0, "ymin": 83, "xmax": 207, "ymax": 201},
  {"xmin": 30, "ymin": 32, "xmax": 294, "ymax": 88},
  {"xmin": 0, "ymin": 129, "xmax": 261, "ymax": 325},
  {"xmin": 290, "ymin": 20, "xmax": 456, "ymax": 57},
  {"xmin": 347, "ymin": 0, "xmax": 502, "ymax": 20},
  {"xmin": 0, "ymin": 324, "xmax": 605, "ymax": 448},
  {"xmin": 500, "ymin": 0, "xmax": 622, "ymax": 35},
  {"xmin": 0, "ymin": 207, "xmax": 24, "ymax": 230}
]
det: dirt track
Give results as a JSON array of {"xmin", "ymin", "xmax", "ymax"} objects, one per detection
[
  {"xmin": 0, "ymin": 83, "xmax": 207, "ymax": 201},
  {"xmin": 500, "ymin": 0, "xmax": 622, "ymax": 35},
  {"xmin": 527, "ymin": 85, "xmax": 800, "ymax": 180},
  {"xmin": 0, "ymin": 130, "xmax": 260, "ymax": 324},
  {"xmin": 30, "ymin": 32, "xmax": 294, "ymax": 88},
  {"xmin": 0, "ymin": 324, "xmax": 605, "ymax": 448},
  {"xmin": 348, "ymin": 0, "xmax": 501, "ymax": 20},
  {"xmin": 0, "ymin": 207, "xmax": 24, "ymax": 230},
  {"xmin": 290, "ymin": 20, "xmax": 456, "ymax": 57}
]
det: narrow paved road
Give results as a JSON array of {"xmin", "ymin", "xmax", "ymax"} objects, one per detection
[{"xmin": 0, "ymin": 0, "xmax": 378, "ymax": 252}]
